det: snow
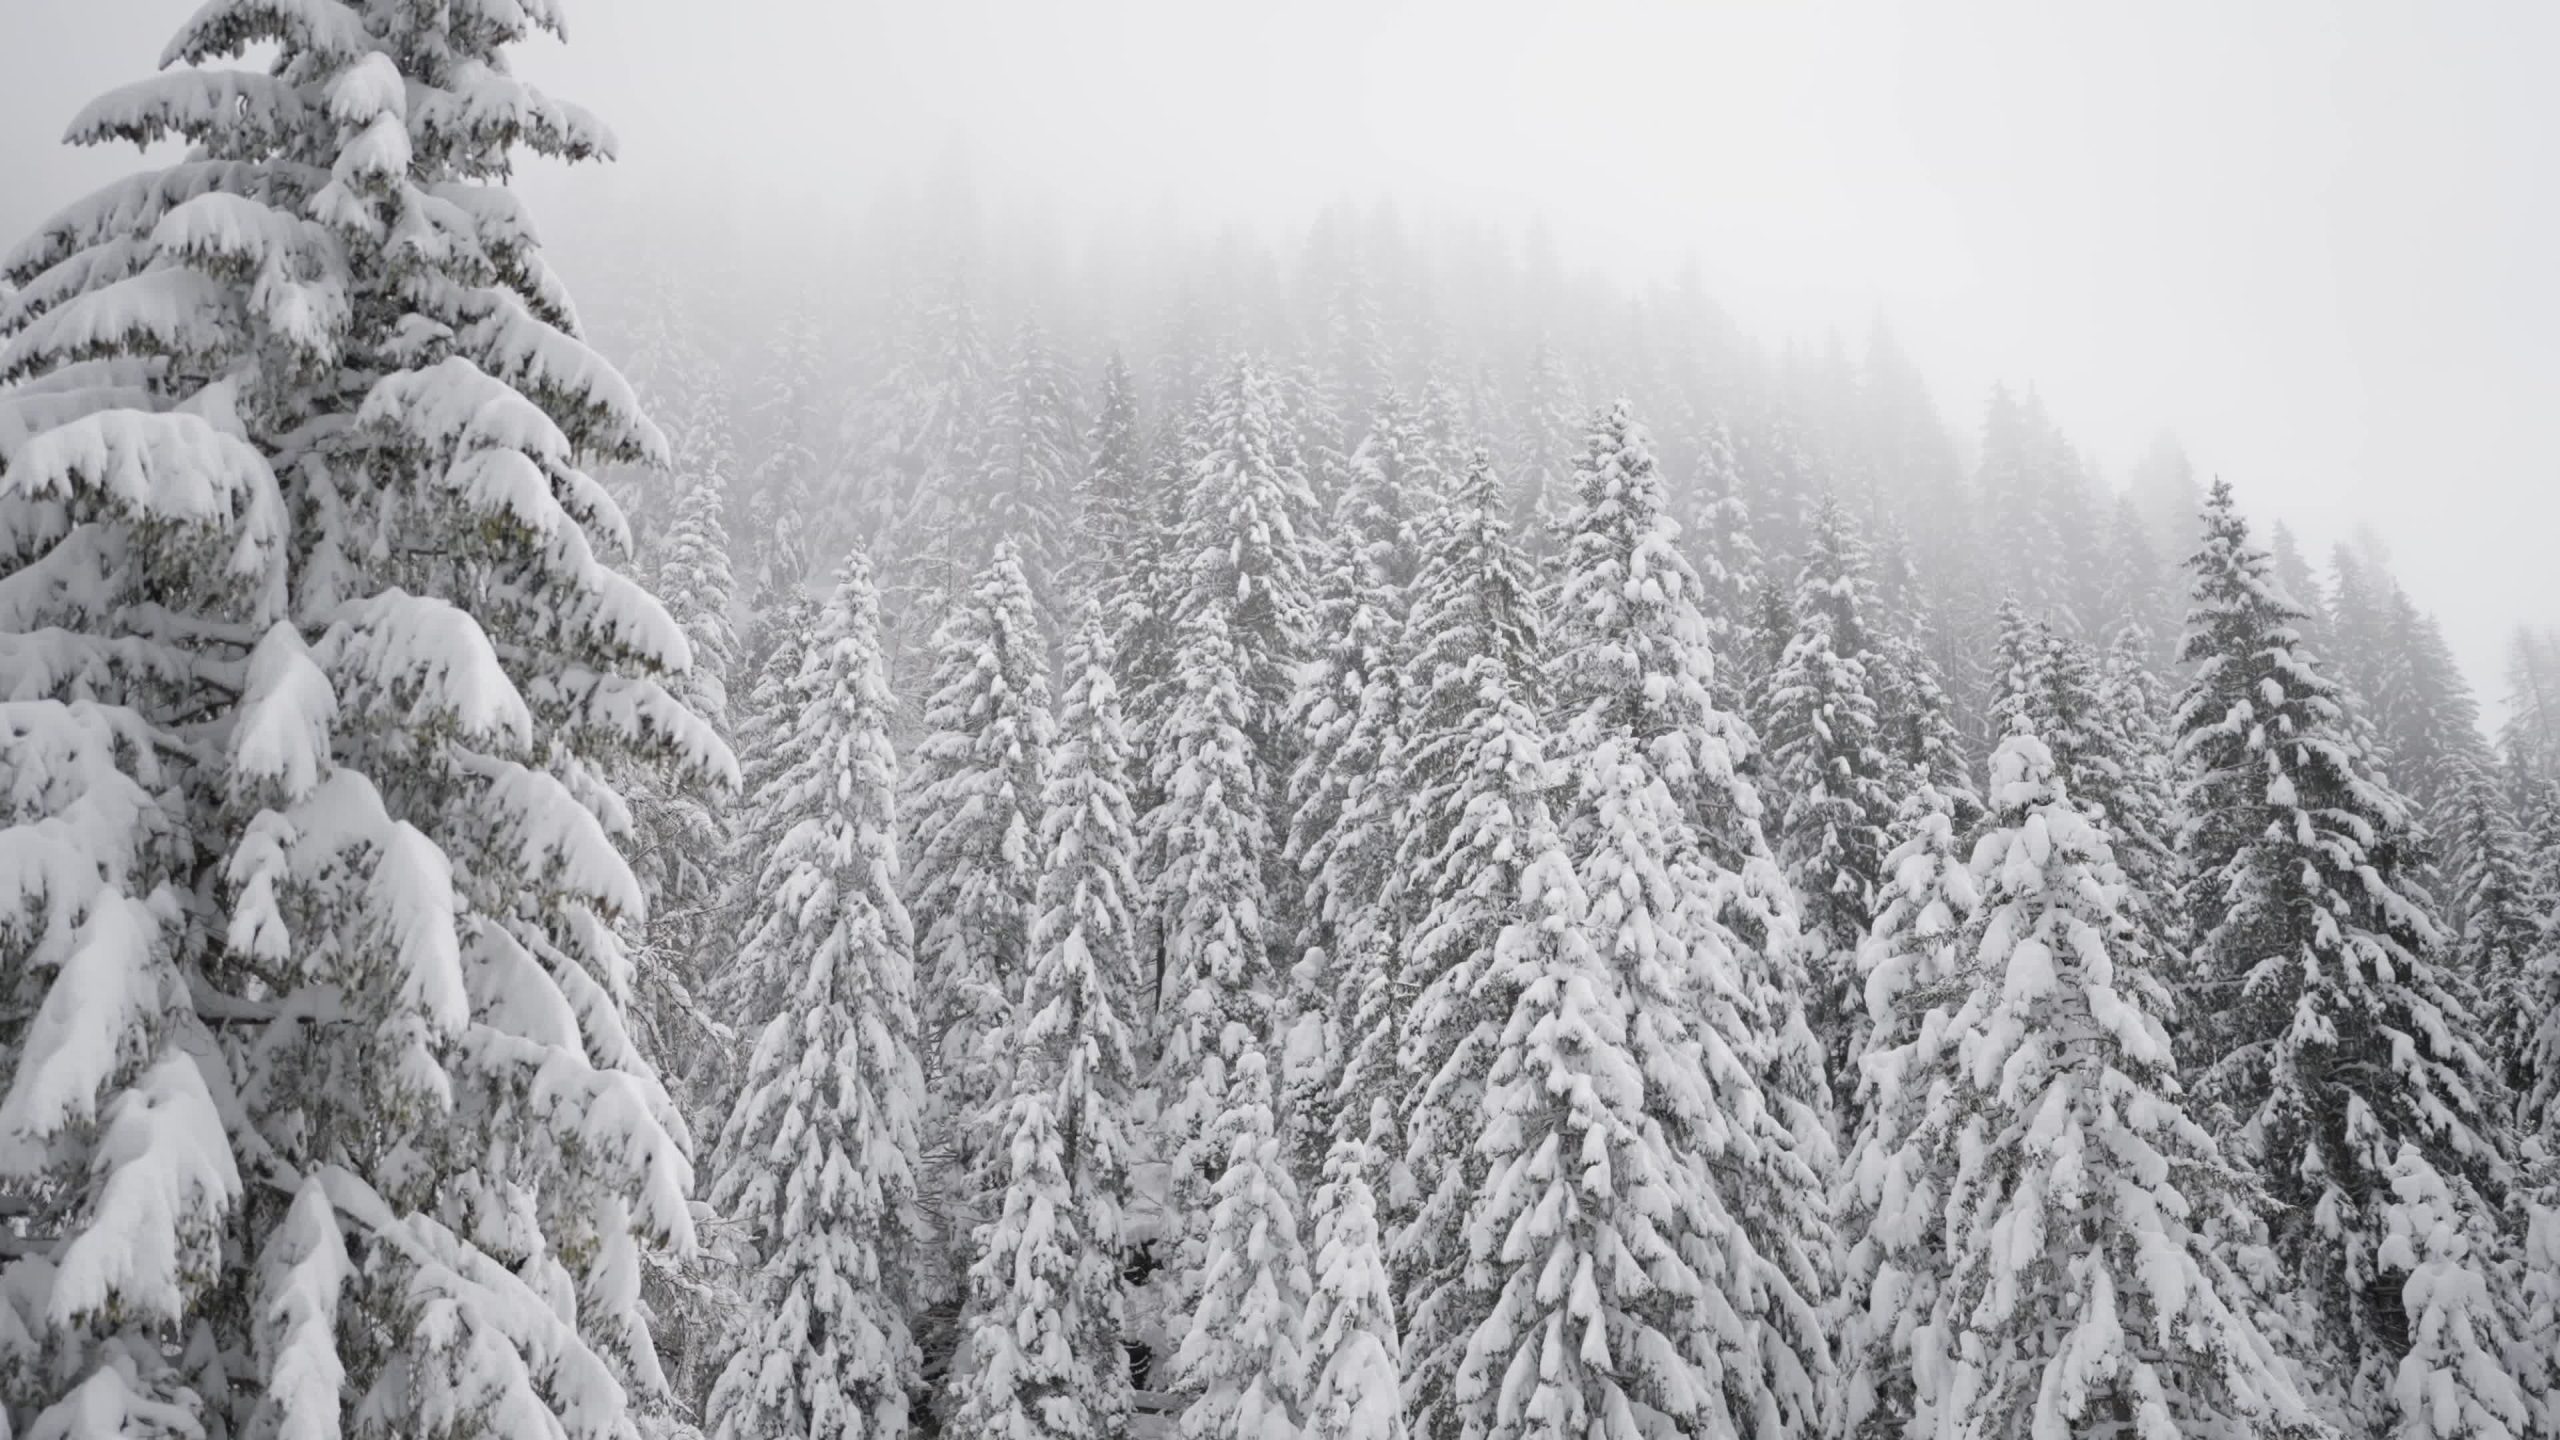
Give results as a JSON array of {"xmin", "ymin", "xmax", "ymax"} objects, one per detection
[
  {"xmin": 0, "ymin": 267, "xmax": 237, "ymax": 382},
  {"xmin": 65, "ymin": 69, "xmax": 307, "ymax": 151},
  {"xmin": 0, "ymin": 14, "xmax": 2549, "ymax": 1436},
  {"xmin": 0, "ymin": 892, "xmax": 166, "ymax": 1149},
  {"xmin": 318, "ymin": 588, "xmax": 533, "ymax": 747},
  {"xmin": 326, "ymin": 51, "xmax": 407, "ymax": 125},
  {"xmin": 456, "ymin": 290, "xmax": 666, "ymax": 466},
  {"xmin": 420, "ymin": 60, "xmax": 619, "ymax": 163},
  {"xmin": 161, "ymin": 0, "xmax": 373, "ymax": 68},
  {"xmin": 47, "ymin": 1049, "xmax": 240, "ymax": 1328},
  {"xmin": 4, "ymin": 407, "xmax": 280, "ymax": 534}
]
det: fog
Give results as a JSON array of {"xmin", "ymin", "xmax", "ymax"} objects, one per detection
[
  {"xmin": 11, "ymin": 11, "xmax": 2560, "ymax": 1433},
  {"xmin": 5, "ymin": 0, "xmax": 2552, "ymax": 701}
]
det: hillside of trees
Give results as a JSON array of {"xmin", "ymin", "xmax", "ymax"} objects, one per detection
[{"xmin": 4, "ymin": 9, "xmax": 2559, "ymax": 1440}]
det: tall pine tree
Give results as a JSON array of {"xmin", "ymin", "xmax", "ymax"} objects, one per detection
[
  {"xmin": 1902, "ymin": 733, "xmax": 2320, "ymax": 1440},
  {"xmin": 1388, "ymin": 449, "xmax": 1549, "ymax": 1440},
  {"xmin": 709, "ymin": 557, "xmax": 927, "ymax": 1440},
  {"xmin": 1, "ymin": 8, "xmax": 718, "ymax": 1436},
  {"xmin": 2175, "ymin": 479, "xmax": 2540, "ymax": 1434},
  {"xmin": 1757, "ymin": 493, "xmax": 1901, "ymax": 1114},
  {"xmin": 905, "ymin": 541, "xmax": 1057, "ymax": 1352},
  {"xmin": 1834, "ymin": 781, "xmax": 1977, "ymax": 1440},
  {"xmin": 979, "ymin": 313, "xmax": 1084, "ymax": 616},
  {"xmin": 1542, "ymin": 399, "xmax": 1832, "ymax": 1440},
  {"xmin": 945, "ymin": 612, "xmax": 1141, "ymax": 1440}
]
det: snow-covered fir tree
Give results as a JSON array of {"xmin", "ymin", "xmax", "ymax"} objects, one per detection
[
  {"xmin": 1146, "ymin": 599, "xmax": 1279, "ymax": 1332},
  {"xmin": 1306, "ymin": 205, "xmax": 1389, "ymax": 454},
  {"xmin": 979, "ymin": 313, "xmax": 1085, "ymax": 617},
  {"xmin": 1173, "ymin": 355, "xmax": 1318, "ymax": 765},
  {"xmin": 0, "ymin": 7, "xmax": 722, "ymax": 1437},
  {"xmin": 1170, "ymin": 1043, "xmax": 1311, "ymax": 1440},
  {"xmin": 904, "ymin": 541, "xmax": 1057, "ymax": 1350},
  {"xmin": 2175, "ymin": 479, "xmax": 2543, "ymax": 1434},
  {"xmin": 1281, "ymin": 385, "xmax": 1441, "ymax": 1195},
  {"xmin": 946, "ymin": 611, "xmax": 1142, "ymax": 1440},
  {"xmin": 1673, "ymin": 413, "xmax": 1765, "ymax": 644},
  {"xmin": 743, "ymin": 308, "xmax": 828, "ymax": 604},
  {"xmin": 1541, "ymin": 399, "xmax": 1832, "ymax": 1440},
  {"xmin": 1873, "ymin": 625, "xmax": 1980, "ymax": 821},
  {"xmin": 1449, "ymin": 728, "xmax": 1672, "ymax": 1440},
  {"xmin": 1080, "ymin": 350, "xmax": 1172, "ymax": 706},
  {"xmin": 708, "ymin": 556, "xmax": 928, "ymax": 1440},
  {"xmin": 1388, "ymin": 447, "xmax": 1550, "ymax": 1440},
  {"xmin": 1757, "ymin": 493, "xmax": 1902, "ymax": 1113},
  {"xmin": 1906, "ymin": 733, "xmax": 2322, "ymax": 1440},
  {"xmin": 626, "ymin": 397, "xmax": 747, "ymax": 1414},
  {"xmin": 2435, "ymin": 755, "xmax": 2548, "ymax": 1110},
  {"xmin": 1300, "ymin": 1133, "xmax": 1408, "ymax": 1440},
  {"xmin": 630, "ymin": 461, "xmax": 742, "ymax": 1068},
  {"xmin": 877, "ymin": 272, "xmax": 998, "ymax": 658},
  {"xmin": 2095, "ymin": 625, "xmax": 2183, "ymax": 883},
  {"xmin": 1834, "ymin": 780, "xmax": 1977, "ymax": 1440},
  {"xmin": 1974, "ymin": 387, "xmax": 2061, "ymax": 623},
  {"xmin": 2503, "ymin": 626, "xmax": 2560, "ymax": 790},
  {"xmin": 1511, "ymin": 337, "xmax": 1583, "ymax": 556},
  {"xmin": 1999, "ymin": 625, "xmax": 2188, "ymax": 997}
]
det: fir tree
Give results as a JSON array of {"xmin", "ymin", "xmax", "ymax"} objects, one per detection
[
  {"xmin": 2009, "ymin": 628, "xmax": 2186, "ymax": 987},
  {"xmin": 1171, "ymin": 1045, "xmax": 1311, "ymax": 1440},
  {"xmin": 2174, "ymin": 479, "xmax": 2539, "ymax": 1432},
  {"xmin": 1454, "ymin": 743, "xmax": 1686, "ymax": 1440},
  {"xmin": 631, "ymin": 462, "xmax": 744, "ymax": 1059},
  {"xmin": 945, "ymin": 616, "xmax": 1143, "ymax": 1440},
  {"xmin": 1989, "ymin": 594, "xmax": 2046, "ymax": 737},
  {"xmin": 879, "ymin": 272, "xmax": 997, "ymax": 655},
  {"xmin": 2129, "ymin": 432, "xmax": 2205, "ymax": 565},
  {"xmin": 905, "ymin": 542, "xmax": 1057, "ymax": 1323},
  {"xmin": 1872, "ymin": 629, "xmax": 1980, "ymax": 822},
  {"xmin": 744, "ymin": 308, "xmax": 828, "ymax": 603},
  {"xmin": 1909, "ymin": 734, "xmax": 2321, "ymax": 1440},
  {"xmin": 2094, "ymin": 624, "xmax": 2184, "ymax": 892},
  {"xmin": 1415, "ymin": 374, "xmax": 1479, "ymax": 490},
  {"xmin": 1300, "ymin": 1136, "xmax": 1408, "ymax": 1440},
  {"xmin": 2436, "ymin": 754, "xmax": 2552, "ymax": 1112},
  {"xmin": 1306, "ymin": 204, "xmax": 1389, "ymax": 453},
  {"xmin": 980, "ymin": 313, "xmax": 1085, "ymax": 615},
  {"xmin": 604, "ymin": 263, "xmax": 716, "ymax": 543},
  {"xmin": 1, "ymin": 9, "xmax": 716, "ymax": 1436},
  {"xmin": 1758, "ymin": 494, "xmax": 1901, "ymax": 1112},
  {"xmin": 2268, "ymin": 521, "xmax": 2327, "ymax": 642},
  {"xmin": 1543, "ymin": 399, "xmax": 1832, "ymax": 1440},
  {"xmin": 1173, "ymin": 356, "xmax": 1317, "ymax": 767},
  {"xmin": 2523, "ymin": 912, "xmax": 2560, "ymax": 1152},
  {"xmin": 1276, "ymin": 362, "xmax": 1358, "ymax": 535},
  {"xmin": 1147, "ymin": 602, "xmax": 1277, "ymax": 1332},
  {"xmin": 2099, "ymin": 491, "xmax": 2178, "ymax": 665},
  {"xmin": 2502, "ymin": 626, "xmax": 2560, "ymax": 788},
  {"xmin": 1676, "ymin": 414, "xmax": 1765, "ymax": 645},
  {"xmin": 1974, "ymin": 386, "xmax": 2059, "ymax": 618},
  {"xmin": 629, "ymin": 411, "xmax": 747, "ymax": 1413},
  {"xmin": 1280, "ymin": 389, "xmax": 1428, "ymax": 1190},
  {"xmin": 1388, "ymin": 449, "xmax": 1549, "ymax": 1440},
  {"xmin": 1512, "ymin": 337, "xmax": 1582, "ymax": 557},
  {"xmin": 710, "ymin": 557, "xmax": 927, "ymax": 1440},
  {"xmin": 1834, "ymin": 782, "xmax": 1978, "ymax": 1440},
  {"xmin": 1079, "ymin": 350, "xmax": 1163, "ymax": 676}
]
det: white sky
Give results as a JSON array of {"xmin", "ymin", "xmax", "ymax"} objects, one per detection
[{"xmin": 5, "ymin": 1, "xmax": 2552, "ymax": 705}]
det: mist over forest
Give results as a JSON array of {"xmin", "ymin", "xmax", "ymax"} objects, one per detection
[{"xmin": 3, "ymin": 7, "xmax": 2558, "ymax": 1440}]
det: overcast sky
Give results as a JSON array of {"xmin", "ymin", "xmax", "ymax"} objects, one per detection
[{"xmin": 5, "ymin": 1, "xmax": 2552, "ymax": 705}]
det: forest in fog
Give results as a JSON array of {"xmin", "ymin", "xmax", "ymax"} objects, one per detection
[{"xmin": 4, "ymin": 6, "xmax": 2560, "ymax": 1440}]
